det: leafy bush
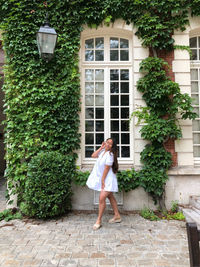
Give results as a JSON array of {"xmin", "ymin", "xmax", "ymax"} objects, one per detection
[
  {"xmin": 0, "ymin": 208, "xmax": 22, "ymax": 222},
  {"xmin": 74, "ymin": 170, "xmax": 90, "ymax": 186},
  {"xmin": 117, "ymin": 169, "xmax": 140, "ymax": 192},
  {"xmin": 20, "ymin": 151, "xmax": 75, "ymax": 219},
  {"xmin": 140, "ymin": 143, "xmax": 172, "ymax": 170},
  {"xmin": 140, "ymin": 207, "xmax": 160, "ymax": 221}
]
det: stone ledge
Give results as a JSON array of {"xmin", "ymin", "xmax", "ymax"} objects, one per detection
[{"xmin": 168, "ymin": 166, "xmax": 200, "ymax": 176}]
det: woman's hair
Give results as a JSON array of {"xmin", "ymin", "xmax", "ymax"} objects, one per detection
[{"xmin": 107, "ymin": 138, "xmax": 118, "ymax": 174}]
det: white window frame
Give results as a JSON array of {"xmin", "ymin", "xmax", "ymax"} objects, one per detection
[
  {"xmin": 80, "ymin": 29, "xmax": 134, "ymax": 166},
  {"xmin": 190, "ymin": 35, "xmax": 200, "ymax": 165}
]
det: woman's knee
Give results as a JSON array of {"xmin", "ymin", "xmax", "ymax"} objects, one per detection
[{"xmin": 99, "ymin": 192, "xmax": 109, "ymax": 203}]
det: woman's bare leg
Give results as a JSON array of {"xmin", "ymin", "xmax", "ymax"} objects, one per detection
[
  {"xmin": 107, "ymin": 193, "xmax": 121, "ymax": 219},
  {"xmin": 95, "ymin": 191, "xmax": 110, "ymax": 224}
]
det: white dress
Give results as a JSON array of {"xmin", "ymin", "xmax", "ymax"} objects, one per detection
[{"xmin": 86, "ymin": 149, "xmax": 118, "ymax": 192}]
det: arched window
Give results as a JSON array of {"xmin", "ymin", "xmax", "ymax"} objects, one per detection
[
  {"xmin": 81, "ymin": 29, "xmax": 133, "ymax": 165},
  {"xmin": 190, "ymin": 36, "xmax": 200, "ymax": 162}
]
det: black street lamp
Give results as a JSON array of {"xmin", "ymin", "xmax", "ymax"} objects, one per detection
[{"xmin": 36, "ymin": 14, "xmax": 57, "ymax": 61}]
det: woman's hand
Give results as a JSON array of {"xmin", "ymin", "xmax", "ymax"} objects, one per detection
[
  {"xmin": 101, "ymin": 141, "xmax": 105, "ymax": 150},
  {"xmin": 101, "ymin": 181, "xmax": 105, "ymax": 190}
]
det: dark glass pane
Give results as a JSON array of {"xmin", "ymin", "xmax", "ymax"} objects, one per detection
[
  {"xmin": 121, "ymin": 120, "xmax": 129, "ymax": 131},
  {"xmin": 121, "ymin": 82, "xmax": 129, "ymax": 93},
  {"xmin": 121, "ymin": 133, "xmax": 129, "ymax": 144},
  {"xmin": 95, "ymin": 38, "xmax": 104, "ymax": 49},
  {"xmin": 111, "ymin": 95, "xmax": 119, "ymax": 106},
  {"xmin": 110, "ymin": 50, "xmax": 119, "ymax": 61},
  {"xmin": 191, "ymin": 49, "xmax": 197, "ymax": 60},
  {"xmin": 111, "ymin": 108, "xmax": 119, "ymax": 118},
  {"xmin": 110, "ymin": 82, "xmax": 119, "ymax": 93},
  {"xmin": 121, "ymin": 95, "xmax": 129, "ymax": 106},
  {"xmin": 85, "ymin": 50, "xmax": 94, "ymax": 61},
  {"xmin": 96, "ymin": 121, "xmax": 104, "ymax": 131},
  {"xmin": 120, "ymin": 39, "xmax": 129, "ymax": 48},
  {"xmin": 120, "ymin": 50, "xmax": 129, "ymax": 61},
  {"xmin": 190, "ymin": 37, "xmax": 197, "ymax": 48},
  {"xmin": 121, "ymin": 146, "xmax": 130, "ymax": 157},
  {"xmin": 121, "ymin": 70, "xmax": 129, "ymax": 80},
  {"xmin": 85, "ymin": 108, "xmax": 94, "ymax": 119},
  {"xmin": 111, "ymin": 133, "xmax": 119, "ymax": 144},
  {"xmin": 96, "ymin": 108, "xmax": 104, "ymax": 119},
  {"xmin": 85, "ymin": 120, "xmax": 94, "ymax": 131},
  {"xmin": 96, "ymin": 134, "xmax": 104, "ymax": 144},
  {"xmin": 85, "ymin": 39, "xmax": 94, "ymax": 49},
  {"xmin": 111, "ymin": 121, "xmax": 119, "ymax": 131},
  {"xmin": 85, "ymin": 146, "xmax": 94, "ymax": 157},
  {"xmin": 121, "ymin": 108, "xmax": 129, "ymax": 119},
  {"xmin": 96, "ymin": 146, "xmax": 101, "ymax": 151},
  {"xmin": 110, "ymin": 38, "xmax": 119, "ymax": 48},
  {"xmin": 85, "ymin": 133, "xmax": 94, "ymax": 144},
  {"xmin": 110, "ymin": 69, "xmax": 119, "ymax": 80},
  {"xmin": 95, "ymin": 50, "xmax": 104, "ymax": 61}
]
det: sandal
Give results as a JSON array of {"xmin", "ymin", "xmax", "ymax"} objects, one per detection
[
  {"xmin": 108, "ymin": 217, "xmax": 122, "ymax": 224},
  {"xmin": 93, "ymin": 223, "xmax": 102, "ymax": 230}
]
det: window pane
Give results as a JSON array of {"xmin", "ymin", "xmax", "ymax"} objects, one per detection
[
  {"xmin": 121, "ymin": 70, "xmax": 129, "ymax": 80},
  {"xmin": 85, "ymin": 108, "xmax": 94, "ymax": 119},
  {"xmin": 110, "ymin": 70, "xmax": 119, "ymax": 80},
  {"xmin": 111, "ymin": 121, "xmax": 119, "ymax": 131},
  {"xmin": 85, "ymin": 146, "xmax": 94, "ymax": 157},
  {"xmin": 85, "ymin": 95, "xmax": 94, "ymax": 106},
  {"xmin": 193, "ymin": 120, "xmax": 200, "ymax": 131},
  {"xmin": 95, "ymin": 82, "xmax": 104, "ymax": 93},
  {"xmin": 95, "ymin": 95, "xmax": 104, "ymax": 106},
  {"xmin": 192, "ymin": 94, "xmax": 199, "ymax": 105},
  {"xmin": 95, "ymin": 50, "xmax": 104, "ymax": 61},
  {"xmin": 85, "ymin": 133, "xmax": 94, "ymax": 144},
  {"xmin": 95, "ymin": 38, "xmax": 104, "ymax": 49},
  {"xmin": 110, "ymin": 38, "xmax": 119, "ymax": 48},
  {"xmin": 85, "ymin": 69, "xmax": 94, "ymax": 81},
  {"xmin": 95, "ymin": 69, "xmax": 104, "ymax": 80},
  {"xmin": 120, "ymin": 50, "xmax": 129, "ymax": 61},
  {"xmin": 85, "ymin": 50, "xmax": 94, "ymax": 61},
  {"xmin": 111, "ymin": 108, "xmax": 119, "ymax": 118},
  {"xmin": 111, "ymin": 95, "xmax": 119, "ymax": 106},
  {"xmin": 121, "ymin": 82, "xmax": 129, "ymax": 93},
  {"xmin": 191, "ymin": 82, "xmax": 198, "ymax": 93},
  {"xmin": 96, "ymin": 121, "xmax": 104, "ymax": 131},
  {"xmin": 96, "ymin": 108, "xmax": 104, "ymax": 119},
  {"xmin": 110, "ymin": 82, "xmax": 119, "ymax": 93},
  {"xmin": 120, "ymin": 39, "xmax": 129, "ymax": 48},
  {"xmin": 194, "ymin": 107, "xmax": 199, "ymax": 116},
  {"xmin": 121, "ymin": 133, "xmax": 129, "ymax": 144},
  {"xmin": 111, "ymin": 133, "xmax": 119, "ymax": 144},
  {"xmin": 121, "ymin": 146, "xmax": 130, "ymax": 157},
  {"xmin": 110, "ymin": 50, "xmax": 119, "ymax": 61},
  {"xmin": 121, "ymin": 108, "xmax": 129, "ymax": 118},
  {"xmin": 121, "ymin": 95, "xmax": 129, "ymax": 106},
  {"xmin": 193, "ymin": 133, "xmax": 200, "ymax": 144},
  {"xmin": 190, "ymin": 37, "xmax": 197, "ymax": 48},
  {"xmin": 121, "ymin": 120, "xmax": 129, "ymax": 131},
  {"xmin": 85, "ymin": 82, "xmax": 94, "ymax": 93},
  {"xmin": 96, "ymin": 134, "xmax": 104, "ymax": 144},
  {"xmin": 85, "ymin": 121, "xmax": 94, "ymax": 131},
  {"xmin": 191, "ymin": 69, "xmax": 198, "ymax": 80},
  {"xmin": 85, "ymin": 39, "xmax": 94, "ymax": 49},
  {"xmin": 191, "ymin": 49, "xmax": 197, "ymax": 60},
  {"xmin": 194, "ymin": 146, "xmax": 200, "ymax": 157}
]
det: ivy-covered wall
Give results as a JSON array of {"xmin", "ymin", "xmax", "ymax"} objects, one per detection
[{"xmin": 0, "ymin": 0, "xmax": 199, "ymax": 206}]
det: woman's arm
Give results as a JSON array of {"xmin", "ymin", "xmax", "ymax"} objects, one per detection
[
  {"xmin": 91, "ymin": 142, "xmax": 105, "ymax": 158},
  {"xmin": 101, "ymin": 165, "xmax": 111, "ymax": 190}
]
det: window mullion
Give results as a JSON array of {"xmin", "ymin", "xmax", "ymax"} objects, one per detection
[{"xmin": 104, "ymin": 67, "xmax": 110, "ymax": 140}]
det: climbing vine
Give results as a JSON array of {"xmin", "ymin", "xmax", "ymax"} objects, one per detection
[{"xmin": 0, "ymin": 0, "xmax": 199, "ymax": 207}]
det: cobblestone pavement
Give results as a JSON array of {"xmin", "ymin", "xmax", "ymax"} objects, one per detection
[{"xmin": 0, "ymin": 179, "xmax": 190, "ymax": 267}]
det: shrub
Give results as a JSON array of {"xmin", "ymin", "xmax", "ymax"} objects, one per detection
[{"xmin": 20, "ymin": 151, "xmax": 75, "ymax": 219}]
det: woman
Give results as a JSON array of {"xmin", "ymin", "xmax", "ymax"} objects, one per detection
[{"xmin": 86, "ymin": 138, "xmax": 121, "ymax": 230}]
